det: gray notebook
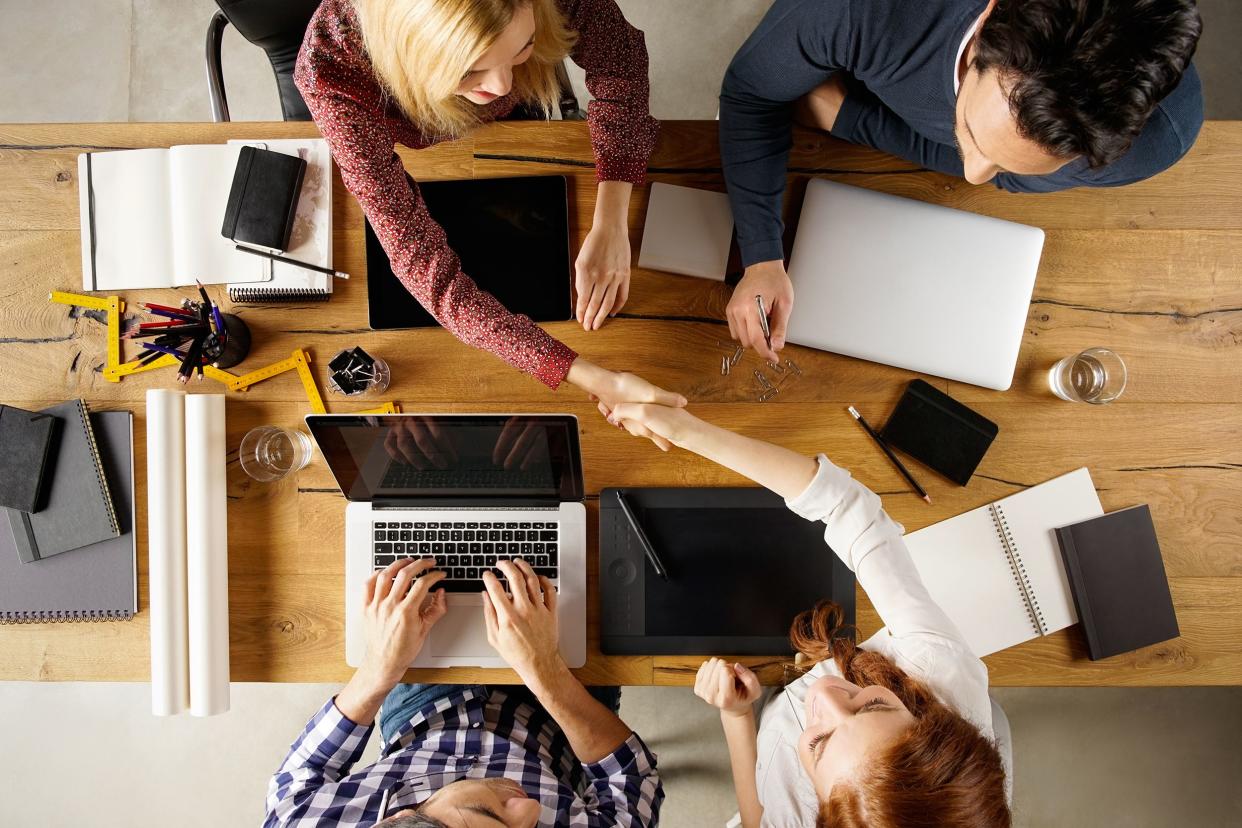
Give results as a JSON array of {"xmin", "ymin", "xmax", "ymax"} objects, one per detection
[
  {"xmin": 0, "ymin": 411, "xmax": 136, "ymax": 622},
  {"xmin": 5, "ymin": 399, "xmax": 119, "ymax": 562}
]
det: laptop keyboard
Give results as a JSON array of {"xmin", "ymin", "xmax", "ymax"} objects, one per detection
[{"xmin": 373, "ymin": 519, "xmax": 559, "ymax": 592}]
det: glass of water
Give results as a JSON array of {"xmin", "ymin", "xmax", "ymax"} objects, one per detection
[
  {"xmin": 239, "ymin": 426, "xmax": 313, "ymax": 482},
  {"xmin": 1048, "ymin": 348, "xmax": 1127, "ymax": 404}
]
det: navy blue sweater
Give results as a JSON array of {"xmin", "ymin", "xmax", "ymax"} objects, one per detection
[{"xmin": 720, "ymin": 0, "xmax": 1204, "ymax": 266}]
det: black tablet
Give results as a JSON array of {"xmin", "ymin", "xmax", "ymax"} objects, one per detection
[
  {"xmin": 366, "ymin": 175, "xmax": 572, "ymax": 330},
  {"xmin": 599, "ymin": 487, "xmax": 856, "ymax": 655}
]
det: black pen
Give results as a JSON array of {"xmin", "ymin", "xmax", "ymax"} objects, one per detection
[{"xmin": 615, "ymin": 490, "xmax": 669, "ymax": 581}]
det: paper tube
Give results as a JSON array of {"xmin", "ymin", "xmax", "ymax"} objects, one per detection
[
  {"xmin": 185, "ymin": 394, "xmax": 230, "ymax": 716},
  {"xmin": 147, "ymin": 389, "xmax": 188, "ymax": 716}
]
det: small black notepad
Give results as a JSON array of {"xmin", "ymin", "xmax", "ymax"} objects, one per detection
[
  {"xmin": 880, "ymin": 379, "xmax": 998, "ymax": 486},
  {"xmin": 1056, "ymin": 505, "xmax": 1179, "ymax": 660},
  {"xmin": 0, "ymin": 404, "xmax": 60, "ymax": 513},
  {"xmin": 4, "ymin": 400, "xmax": 119, "ymax": 563},
  {"xmin": 222, "ymin": 145, "xmax": 307, "ymax": 252}
]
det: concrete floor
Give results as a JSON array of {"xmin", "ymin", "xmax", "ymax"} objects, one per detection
[{"xmin": 1, "ymin": 1, "xmax": 1240, "ymax": 826}]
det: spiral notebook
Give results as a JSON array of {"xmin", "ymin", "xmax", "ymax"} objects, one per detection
[
  {"xmin": 903, "ymin": 468, "xmax": 1103, "ymax": 657},
  {"xmin": 225, "ymin": 138, "xmax": 334, "ymax": 303},
  {"xmin": 0, "ymin": 411, "xmax": 136, "ymax": 623}
]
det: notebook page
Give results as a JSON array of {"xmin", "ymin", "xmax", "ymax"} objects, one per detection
[
  {"xmin": 994, "ymin": 467, "xmax": 1103, "ymax": 640},
  {"xmin": 904, "ymin": 504, "xmax": 1038, "ymax": 657},
  {"xmin": 168, "ymin": 145, "xmax": 268, "ymax": 286},
  {"xmin": 79, "ymin": 149, "xmax": 174, "ymax": 290},
  {"xmin": 226, "ymin": 138, "xmax": 332, "ymax": 293}
]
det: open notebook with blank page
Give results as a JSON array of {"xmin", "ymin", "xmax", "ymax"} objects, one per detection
[{"xmin": 903, "ymin": 468, "xmax": 1103, "ymax": 657}]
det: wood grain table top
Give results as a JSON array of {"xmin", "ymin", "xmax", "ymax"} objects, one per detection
[{"xmin": 0, "ymin": 120, "xmax": 1238, "ymax": 686}]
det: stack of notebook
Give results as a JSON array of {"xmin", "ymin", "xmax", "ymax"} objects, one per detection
[
  {"xmin": 903, "ymin": 467, "xmax": 1179, "ymax": 660},
  {"xmin": 0, "ymin": 400, "xmax": 136, "ymax": 623}
]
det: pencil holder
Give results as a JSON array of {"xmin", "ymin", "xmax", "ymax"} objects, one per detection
[{"xmin": 206, "ymin": 313, "xmax": 251, "ymax": 369}]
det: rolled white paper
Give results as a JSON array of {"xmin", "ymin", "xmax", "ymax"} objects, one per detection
[
  {"xmin": 146, "ymin": 389, "xmax": 189, "ymax": 716},
  {"xmin": 185, "ymin": 394, "xmax": 230, "ymax": 716}
]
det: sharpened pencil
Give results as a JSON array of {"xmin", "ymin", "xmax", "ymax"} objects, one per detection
[{"xmin": 847, "ymin": 405, "xmax": 931, "ymax": 504}]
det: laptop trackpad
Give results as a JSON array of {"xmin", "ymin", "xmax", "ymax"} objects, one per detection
[{"xmin": 429, "ymin": 610, "xmax": 494, "ymax": 656}]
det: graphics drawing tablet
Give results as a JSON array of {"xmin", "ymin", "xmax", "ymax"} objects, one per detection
[{"xmin": 599, "ymin": 487, "xmax": 855, "ymax": 655}]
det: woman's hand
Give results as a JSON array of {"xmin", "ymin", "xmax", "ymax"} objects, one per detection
[
  {"xmin": 565, "ymin": 359, "xmax": 687, "ymax": 450},
  {"xmin": 605, "ymin": 402, "xmax": 701, "ymax": 451},
  {"xmin": 575, "ymin": 181, "xmax": 635, "ymax": 331},
  {"xmin": 694, "ymin": 658, "xmax": 763, "ymax": 719},
  {"xmin": 575, "ymin": 218, "xmax": 631, "ymax": 330}
]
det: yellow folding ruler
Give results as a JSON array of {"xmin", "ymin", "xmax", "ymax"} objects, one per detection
[
  {"xmin": 354, "ymin": 401, "xmax": 402, "ymax": 415},
  {"xmin": 228, "ymin": 348, "xmax": 327, "ymax": 414},
  {"xmin": 49, "ymin": 291, "xmax": 126, "ymax": 382}
]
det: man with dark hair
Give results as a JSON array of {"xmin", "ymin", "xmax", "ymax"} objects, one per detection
[
  {"xmin": 264, "ymin": 558, "xmax": 662, "ymax": 827},
  {"xmin": 718, "ymin": 0, "xmax": 1203, "ymax": 361}
]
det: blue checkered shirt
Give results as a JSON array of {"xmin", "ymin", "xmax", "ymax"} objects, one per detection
[{"xmin": 264, "ymin": 687, "xmax": 663, "ymax": 826}]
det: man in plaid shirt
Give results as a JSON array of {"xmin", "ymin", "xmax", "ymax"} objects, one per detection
[{"xmin": 265, "ymin": 558, "xmax": 663, "ymax": 826}]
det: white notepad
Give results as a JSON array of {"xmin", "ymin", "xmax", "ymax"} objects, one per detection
[
  {"xmin": 78, "ymin": 145, "xmax": 270, "ymax": 290},
  {"xmin": 638, "ymin": 182, "xmax": 734, "ymax": 280},
  {"xmin": 225, "ymin": 138, "xmax": 335, "ymax": 303},
  {"xmin": 904, "ymin": 468, "xmax": 1104, "ymax": 657}
]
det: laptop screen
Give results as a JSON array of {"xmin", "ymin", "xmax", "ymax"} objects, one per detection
[{"xmin": 306, "ymin": 414, "xmax": 583, "ymax": 502}]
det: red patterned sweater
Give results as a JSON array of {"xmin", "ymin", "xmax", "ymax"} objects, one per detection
[{"xmin": 294, "ymin": 0, "xmax": 660, "ymax": 388}]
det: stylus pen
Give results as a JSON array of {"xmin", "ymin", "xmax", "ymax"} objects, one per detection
[
  {"xmin": 234, "ymin": 244, "xmax": 350, "ymax": 279},
  {"xmin": 615, "ymin": 490, "xmax": 670, "ymax": 581},
  {"xmin": 847, "ymin": 405, "xmax": 932, "ymax": 505}
]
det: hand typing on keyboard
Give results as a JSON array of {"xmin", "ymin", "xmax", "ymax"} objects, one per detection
[
  {"xmin": 356, "ymin": 558, "xmax": 447, "ymax": 686},
  {"xmin": 481, "ymin": 559, "xmax": 560, "ymax": 680}
]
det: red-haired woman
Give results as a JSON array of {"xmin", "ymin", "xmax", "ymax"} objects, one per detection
[{"xmin": 604, "ymin": 401, "xmax": 1011, "ymax": 827}]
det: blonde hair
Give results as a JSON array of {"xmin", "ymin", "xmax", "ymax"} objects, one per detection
[{"xmin": 353, "ymin": 0, "xmax": 576, "ymax": 139}]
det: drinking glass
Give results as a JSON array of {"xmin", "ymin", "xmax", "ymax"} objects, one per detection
[
  {"xmin": 239, "ymin": 426, "xmax": 313, "ymax": 481},
  {"xmin": 1048, "ymin": 348, "xmax": 1127, "ymax": 404}
]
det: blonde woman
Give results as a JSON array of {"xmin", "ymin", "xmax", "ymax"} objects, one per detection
[
  {"xmin": 295, "ymin": 0, "xmax": 679, "ymax": 416},
  {"xmin": 605, "ymin": 402, "xmax": 1011, "ymax": 828}
]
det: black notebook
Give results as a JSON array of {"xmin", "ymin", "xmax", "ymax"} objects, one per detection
[
  {"xmin": 222, "ymin": 145, "xmax": 307, "ymax": 252},
  {"xmin": 4, "ymin": 400, "xmax": 119, "ymax": 563},
  {"xmin": 0, "ymin": 411, "xmax": 136, "ymax": 622},
  {"xmin": 1056, "ymin": 505, "xmax": 1179, "ymax": 660},
  {"xmin": 880, "ymin": 379, "xmax": 998, "ymax": 486},
  {"xmin": 0, "ymin": 404, "xmax": 61, "ymax": 513}
]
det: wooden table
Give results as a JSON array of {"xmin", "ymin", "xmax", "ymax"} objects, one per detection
[{"xmin": 1, "ymin": 121, "xmax": 1239, "ymax": 687}]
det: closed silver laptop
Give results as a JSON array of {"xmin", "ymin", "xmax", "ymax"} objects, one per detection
[{"xmin": 785, "ymin": 179, "xmax": 1045, "ymax": 390}]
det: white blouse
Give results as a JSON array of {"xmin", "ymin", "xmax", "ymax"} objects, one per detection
[{"xmin": 755, "ymin": 455, "xmax": 995, "ymax": 828}]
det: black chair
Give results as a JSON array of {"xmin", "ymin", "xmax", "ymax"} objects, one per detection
[{"xmin": 205, "ymin": 0, "xmax": 583, "ymax": 122}]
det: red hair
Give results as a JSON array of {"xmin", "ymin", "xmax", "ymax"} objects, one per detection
[{"xmin": 789, "ymin": 601, "xmax": 1011, "ymax": 828}]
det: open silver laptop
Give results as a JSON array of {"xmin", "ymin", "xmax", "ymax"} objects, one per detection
[
  {"xmin": 306, "ymin": 414, "xmax": 587, "ymax": 669},
  {"xmin": 785, "ymin": 179, "xmax": 1045, "ymax": 391}
]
